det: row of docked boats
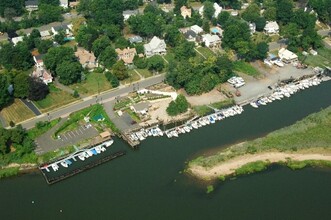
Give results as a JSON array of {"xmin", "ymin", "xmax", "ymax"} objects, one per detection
[
  {"xmin": 250, "ymin": 76, "xmax": 322, "ymax": 108},
  {"xmin": 41, "ymin": 139, "xmax": 114, "ymax": 172},
  {"xmin": 129, "ymin": 127, "xmax": 164, "ymax": 142},
  {"xmin": 129, "ymin": 105, "xmax": 244, "ymax": 140},
  {"xmin": 165, "ymin": 105, "xmax": 244, "ymax": 138}
]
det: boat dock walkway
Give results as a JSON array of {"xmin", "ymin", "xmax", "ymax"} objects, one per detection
[{"xmin": 40, "ymin": 151, "xmax": 126, "ymax": 185}]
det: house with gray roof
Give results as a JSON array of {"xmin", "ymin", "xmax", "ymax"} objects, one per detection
[
  {"xmin": 144, "ymin": 36, "xmax": 167, "ymax": 57},
  {"xmin": 130, "ymin": 102, "xmax": 150, "ymax": 115},
  {"xmin": 129, "ymin": 35, "xmax": 143, "ymax": 44},
  {"xmin": 123, "ymin": 10, "xmax": 139, "ymax": 21},
  {"xmin": 25, "ymin": 0, "xmax": 39, "ymax": 10}
]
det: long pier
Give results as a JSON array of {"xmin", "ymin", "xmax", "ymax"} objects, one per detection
[{"xmin": 40, "ymin": 151, "xmax": 126, "ymax": 185}]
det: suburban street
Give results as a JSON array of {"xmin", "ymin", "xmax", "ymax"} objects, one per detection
[{"xmin": 19, "ymin": 74, "xmax": 165, "ymax": 129}]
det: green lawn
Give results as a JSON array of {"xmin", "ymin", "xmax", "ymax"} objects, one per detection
[
  {"xmin": 69, "ymin": 72, "xmax": 113, "ymax": 96},
  {"xmin": 233, "ymin": 61, "xmax": 261, "ymax": 77},
  {"xmin": 34, "ymin": 85, "xmax": 78, "ymax": 112},
  {"xmin": 27, "ymin": 118, "xmax": 61, "ymax": 139},
  {"xmin": 196, "ymin": 47, "xmax": 215, "ymax": 58},
  {"xmin": 193, "ymin": 99, "xmax": 235, "ymax": 116},
  {"xmin": 122, "ymin": 70, "xmax": 141, "ymax": 85},
  {"xmin": 251, "ymin": 32, "xmax": 270, "ymax": 43},
  {"xmin": 303, "ymin": 47, "xmax": 331, "ymax": 67},
  {"xmin": 137, "ymin": 68, "xmax": 153, "ymax": 78}
]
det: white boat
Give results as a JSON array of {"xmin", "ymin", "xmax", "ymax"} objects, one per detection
[
  {"xmin": 51, "ymin": 164, "xmax": 59, "ymax": 172},
  {"xmin": 199, "ymin": 118, "xmax": 206, "ymax": 126},
  {"xmin": 100, "ymin": 146, "xmax": 106, "ymax": 152},
  {"xmin": 86, "ymin": 150, "xmax": 93, "ymax": 157},
  {"xmin": 78, "ymin": 153, "xmax": 86, "ymax": 161},
  {"xmin": 204, "ymin": 117, "xmax": 210, "ymax": 125},
  {"xmin": 183, "ymin": 126, "xmax": 190, "ymax": 133},
  {"xmin": 156, "ymin": 127, "xmax": 163, "ymax": 136},
  {"xmin": 171, "ymin": 130, "xmax": 178, "ymax": 137},
  {"xmin": 95, "ymin": 146, "xmax": 101, "ymax": 154},
  {"xmin": 104, "ymin": 140, "xmax": 114, "ymax": 147},
  {"xmin": 165, "ymin": 131, "xmax": 172, "ymax": 138},
  {"xmin": 60, "ymin": 161, "xmax": 68, "ymax": 168},
  {"xmin": 250, "ymin": 102, "xmax": 258, "ymax": 108},
  {"xmin": 191, "ymin": 122, "xmax": 199, "ymax": 129},
  {"xmin": 84, "ymin": 152, "xmax": 90, "ymax": 158},
  {"xmin": 257, "ymin": 99, "xmax": 266, "ymax": 106}
]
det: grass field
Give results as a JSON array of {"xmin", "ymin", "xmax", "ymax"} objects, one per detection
[
  {"xmin": 196, "ymin": 47, "xmax": 215, "ymax": 58},
  {"xmin": 69, "ymin": 72, "xmax": 112, "ymax": 96},
  {"xmin": 136, "ymin": 68, "xmax": 153, "ymax": 78},
  {"xmin": 193, "ymin": 99, "xmax": 235, "ymax": 116},
  {"xmin": 123, "ymin": 70, "xmax": 141, "ymax": 84},
  {"xmin": 233, "ymin": 61, "xmax": 261, "ymax": 77},
  {"xmin": 303, "ymin": 47, "xmax": 331, "ymax": 67},
  {"xmin": 34, "ymin": 85, "xmax": 78, "ymax": 112},
  {"xmin": 0, "ymin": 99, "xmax": 35, "ymax": 124}
]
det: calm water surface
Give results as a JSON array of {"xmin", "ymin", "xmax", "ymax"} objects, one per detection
[{"xmin": 0, "ymin": 81, "xmax": 330, "ymax": 220}]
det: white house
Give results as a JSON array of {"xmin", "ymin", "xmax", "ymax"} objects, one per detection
[
  {"xmin": 249, "ymin": 23, "xmax": 256, "ymax": 34},
  {"xmin": 130, "ymin": 102, "xmax": 150, "ymax": 115},
  {"xmin": 33, "ymin": 54, "xmax": 45, "ymax": 68},
  {"xmin": 264, "ymin": 21, "xmax": 279, "ymax": 35},
  {"xmin": 202, "ymin": 34, "xmax": 221, "ymax": 48},
  {"xmin": 11, "ymin": 36, "xmax": 24, "ymax": 46},
  {"xmin": 59, "ymin": 0, "xmax": 68, "ymax": 8},
  {"xmin": 51, "ymin": 24, "xmax": 72, "ymax": 36},
  {"xmin": 190, "ymin": 25, "xmax": 203, "ymax": 35},
  {"xmin": 144, "ymin": 36, "xmax": 167, "ymax": 57},
  {"xmin": 199, "ymin": 3, "xmax": 222, "ymax": 18},
  {"xmin": 40, "ymin": 30, "xmax": 51, "ymax": 40},
  {"xmin": 32, "ymin": 68, "xmax": 53, "ymax": 85},
  {"xmin": 122, "ymin": 10, "xmax": 138, "ymax": 21},
  {"xmin": 278, "ymin": 48, "xmax": 298, "ymax": 63}
]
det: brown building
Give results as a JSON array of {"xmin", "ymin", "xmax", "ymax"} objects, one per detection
[{"xmin": 115, "ymin": 47, "xmax": 137, "ymax": 65}]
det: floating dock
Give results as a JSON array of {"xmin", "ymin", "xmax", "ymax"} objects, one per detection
[{"xmin": 40, "ymin": 151, "xmax": 126, "ymax": 185}]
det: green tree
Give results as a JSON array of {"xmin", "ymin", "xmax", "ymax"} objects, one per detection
[
  {"xmin": 0, "ymin": 74, "xmax": 12, "ymax": 110},
  {"xmin": 92, "ymin": 35, "xmax": 111, "ymax": 58},
  {"xmin": 36, "ymin": 39, "xmax": 53, "ymax": 54},
  {"xmin": 44, "ymin": 47, "xmax": 76, "ymax": 73},
  {"xmin": 222, "ymin": 20, "xmax": 251, "ymax": 50},
  {"xmin": 242, "ymin": 3, "xmax": 260, "ymax": 22},
  {"xmin": 255, "ymin": 42, "xmax": 269, "ymax": 60},
  {"xmin": 38, "ymin": 4, "xmax": 63, "ymax": 24},
  {"xmin": 203, "ymin": 1, "xmax": 215, "ymax": 20},
  {"xmin": 166, "ymin": 94, "xmax": 189, "ymax": 116},
  {"xmin": 114, "ymin": 37, "xmax": 130, "ymax": 49},
  {"xmin": 105, "ymin": 71, "xmax": 120, "ymax": 87},
  {"xmin": 76, "ymin": 25, "xmax": 99, "ymax": 51},
  {"xmin": 134, "ymin": 56, "xmax": 147, "ymax": 69},
  {"xmin": 217, "ymin": 11, "xmax": 230, "ymax": 26},
  {"xmin": 56, "ymin": 61, "xmax": 83, "ymax": 85},
  {"xmin": 39, "ymin": 0, "xmax": 60, "ymax": 6},
  {"xmin": 99, "ymin": 46, "xmax": 118, "ymax": 69},
  {"xmin": 276, "ymin": 0, "xmax": 294, "ymax": 24},
  {"xmin": 255, "ymin": 17, "xmax": 266, "ymax": 31},
  {"xmin": 174, "ymin": 41, "xmax": 196, "ymax": 60},
  {"xmin": 28, "ymin": 77, "xmax": 49, "ymax": 101},
  {"xmin": 13, "ymin": 72, "xmax": 29, "ymax": 98},
  {"xmin": 0, "ymin": 0, "xmax": 24, "ymax": 17},
  {"xmin": 111, "ymin": 60, "xmax": 128, "ymax": 80},
  {"xmin": 54, "ymin": 30, "xmax": 66, "ymax": 45},
  {"xmin": 202, "ymin": 19, "xmax": 210, "ymax": 33},
  {"xmin": 263, "ymin": 7, "xmax": 277, "ymax": 21},
  {"xmin": 164, "ymin": 26, "xmax": 182, "ymax": 47},
  {"xmin": 147, "ymin": 55, "xmax": 164, "ymax": 72}
]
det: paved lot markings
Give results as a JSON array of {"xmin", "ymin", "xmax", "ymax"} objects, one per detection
[
  {"xmin": 67, "ymin": 132, "xmax": 72, "ymax": 138},
  {"xmin": 75, "ymin": 130, "xmax": 80, "ymax": 135},
  {"xmin": 79, "ymin": 128, "xmax": 84, "ymax": 134},
  {"xmin": 71, "ymin": 131, "xmax": 76, "ymax": 136}
]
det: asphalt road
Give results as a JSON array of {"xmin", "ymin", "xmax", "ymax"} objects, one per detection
[
  {"xmin": 19, "ymin": 74, "xmax": 165, "ymax": 130},
  {"xmin": 20, "ymin": 99, "xmax": 41, "ymax": 115}
]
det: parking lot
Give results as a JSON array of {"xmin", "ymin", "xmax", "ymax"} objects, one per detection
[{"xmin": 35, "ymin": 119, "xmax": 99, "ymax": 154}]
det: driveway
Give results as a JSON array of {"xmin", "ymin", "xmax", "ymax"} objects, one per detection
[{"xmin": 20, "ymin": 99, "xmax": 41, "ymax": 115}]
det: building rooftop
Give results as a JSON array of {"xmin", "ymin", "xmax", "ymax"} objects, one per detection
[
  {"xmin": 115, "ymin": 47, "xmax": 137, "ymax": 64},
  {"xmin": 132, "ymin": 102, "xmax": 150, "ymax": 112}
]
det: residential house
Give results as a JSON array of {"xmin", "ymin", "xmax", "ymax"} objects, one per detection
[
  {"xmin": 144, "ymin": 36, "xmax": 167, "ymax": 57},
  {"xmin": 51, "ymin": 24, "xmax": 72, "ymax": 36},
  {"xmin": 115, "ymin": 47, "xmax": 137, "ymax": 65},
  {"xmin": 202, "ymin": 34, "xmax": 221, "ymax": 48},
  {"xmin": 123, "ymin": 10, "xmax": 139, "ymax": 21},
  {"xmin": 249, "ymin": 23, "xmax": 256, "ymax": 34},
  {"xmin": 210, "ymin": 26, "xmax": 223, "ymax": 37},
  {"xmin": 11, "ymin": 36, "xmax": 24, "ymax": 46},
  {"xmin": 40, "ymin": 30, "xmax": 51, "ymax": 40},
  {"xmin": 129, "ymin": 35, "xmax": 143, "ymax": 44},
  {"xmin": 264, "ymin": 21, "xmax": 279, "ymax": 35},
  {"xmin": 184, "ymin": 30, "xmax": 198, "ymax": 43},
  {"xmin": 75, "ymin": 47, "xmax": 97, "ymax": 69},
  {"xmin": 59, "ymin": 0, "xmax": 69, "ymax": 8},
  {"xmin": 278, "ymin": 48, "xmax": 298, "ymax": 63},
  {"xmin": 199, "ymin": 3, "xmax": 222, "ymax": 18},
  {"xmin": 33, "ymin": 54, "xmax": 45, "ymax": 68},
  {"xmin": 130, "ymin": 102, "xmax": 150, "ymax": 115},
  {"xmin": 180, "ymin": 6, "xmax": 191, "ymax": 19},
  {"xmin": 32, "ymin": 68, "xmax": 53, "ymax": 85},
  {"xmin": 190, "ymin": 25, "xmax": 203, "ymax": 35},
  {"xmin": 25, "ymin": 0, "xmax": 38, "ymax": 10}
]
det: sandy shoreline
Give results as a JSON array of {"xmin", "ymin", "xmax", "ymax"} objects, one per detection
[{"xmin": 189, "ymin": 152, "xmax": 331, "ymax": 180}]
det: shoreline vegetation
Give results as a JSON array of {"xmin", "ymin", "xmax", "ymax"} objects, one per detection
[{"xmin": 188, "ymin": 106, "xmax": 331, "ymax": 180}]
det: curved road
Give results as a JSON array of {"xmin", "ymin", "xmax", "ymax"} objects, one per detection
[{"xmin": 19, "ymin": 74, "xmax": 165, "ymax": 129}]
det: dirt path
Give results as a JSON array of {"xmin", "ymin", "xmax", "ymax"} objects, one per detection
[{"xmin": 189, "ymin": 152, "xmax": 331, "ymax": 179}]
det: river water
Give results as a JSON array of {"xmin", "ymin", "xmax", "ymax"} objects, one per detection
[{"xmin": 1, "ymin": 81, "xmax": 331, "ymax": 220}]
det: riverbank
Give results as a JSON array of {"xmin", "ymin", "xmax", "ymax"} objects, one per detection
[
  {"xmin": 189, "ymin": 151, "xmax": 331, "ymax": 180},
  {"xmin": 188, "ymin": 106, "xmax": 331, "ymax": 180}
]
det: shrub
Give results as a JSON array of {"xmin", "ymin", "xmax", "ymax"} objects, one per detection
[{"xmin": 206, "ymin": 185, "xmax": 214, "ymax": 194}]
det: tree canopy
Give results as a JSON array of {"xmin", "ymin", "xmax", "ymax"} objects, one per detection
[
  {"xmin": 43, "ymin": 47, "xmax": 76, "ymax": 74},
  {"xmin": 28, "ymin": 77, "xmax": 49, "ymax": 101},
  {"xmin": 166, "ymin": 94, "xmax": 189, "ymax": 116},
  {"xmin": 0, "ymin": 74, "xmax": 12, "ymax": 110},
  {"xmin": 111, "ymin": 60, "xmax": 129, "ymax": 80},
  {"xmin": 56, "ymin": 61, "xmax": 83, "ymax": 85}
]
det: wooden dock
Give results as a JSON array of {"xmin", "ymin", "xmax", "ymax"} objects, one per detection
[
  {"xmin": 121, "ymin": 132, "xmax": 140, "ymax": 148},
  {"xmin": 40, "ymin": 151, "xmax": 126, "ymax": 185}
]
